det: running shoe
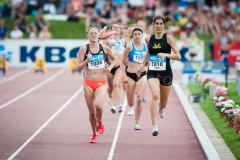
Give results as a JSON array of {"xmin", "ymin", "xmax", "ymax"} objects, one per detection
[
  {"xmin": 142, "ymin": 97, "xmax": 147, "ymax": 102},
  {"xmin": 152, "ymin": 125, "xmax": 158, "ymax": 136},
  {"xmin": 118, "ymin": 105, "xmax": 123, "ymax": 113},
  {"xmin": 109, "ymin": 98, "xmax": 113, "ymax": 106},
  {"xmin": 127, "ymin": 108, "xmax": 134, "ymax": 116},
  {"xmin": 127, "ymin": 107, "xmax": 134, "ymax": 116},
  {"xmin": 134, "ymin": 123, "xmax": 141, "ymax": 130},
  {"xmin": 111, "ymin": 106, "xmax": 116, "ymax": 113},
  {"xmin": 159, "ymin": 108, "xmax": 165, "ymax": 118},
  {"xmin": 90, "ymin": 134, "xmax": 97, "ymax": 143},
  {"xmin": 97, "ymin": 120, "xmax": 105, "ymax": 134}
]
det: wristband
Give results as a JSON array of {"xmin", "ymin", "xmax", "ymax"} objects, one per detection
[
  {"xmin": 83, "ymin": 60, "xmax": 88, "ymax": 65},
  {"xmin": 122, "ymin": 73, "xmax": 127, "ymax": 78}
]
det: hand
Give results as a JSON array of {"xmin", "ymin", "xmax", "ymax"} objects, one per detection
[
  {"xmin": 105, "ymin": 64, "xmax": 112, "ymax": 72},
  {"xmin": 86, "ymin": 52, "xmax": 92, "ymax": 61},
  {"xmin": 136, "ymin": 65, "xmax": 145, "ymax": 77},
  {"xmin": 157, "ymin": 53, "xmax": 166, "ymax": 58}
]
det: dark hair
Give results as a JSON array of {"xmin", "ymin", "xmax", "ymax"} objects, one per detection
[
  {"xmin": 87, "ymin": 26, "xmax": 99, "ymax": 33},
  {"xmin": 132, "ymin": 28, "xmax": 143, "ymax": 35},
  {"xmin": 152, "ymin": 15, "xmax": 173, "ymax": 26}
]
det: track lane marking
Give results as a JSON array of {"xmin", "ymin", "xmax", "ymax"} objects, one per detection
[
  {"xmin": 0, "ymin": 68, "xmax": 66, "ymax": 110},
  {"xmin": 108, "ymin": 96, "xmax": 127, "ymax": 160},
  {"xmin": 0, "ymin": 67, "xmax": 32, "ymax": 85},
  {"xmin": 7, "ymin": 86, "xmax": 83, "ymax": 160}
]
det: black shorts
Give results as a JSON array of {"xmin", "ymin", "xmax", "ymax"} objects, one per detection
[
  {"xmin": 110, "ymin": 66, "xmax": 120, "ymax": 75},
  {"xmin": 126, "ymin": 71, "xmax": 146, "ymax": 82},
  {"xmin": 147, "ymin": 70, "xmax": 173, "ymax": 86},
  {"xmin": 190, "ymin": 53, "xmax": 197, "ymax": 57},
  {"xmin": 220, "ymin": 50, "xmax": 228, "ymax": 56}
]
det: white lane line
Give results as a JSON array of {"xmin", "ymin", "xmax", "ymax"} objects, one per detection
[
  {"xmin": 0, "ymin": 67, "xmax": 32, "ymax": 85},
  {"xmin": 0, "ymin": 68, "xmax": 66, "ymax": 110},
  {"xmin": 108, "ymin": 96, "xmax": 127, "ymax": 160},
  {"xmin": 7, "ymin": 86, "xmax": 83, "ymax": 160},
  {"xmin": 172, "ymin": 82, "xmax": 221, "ymax": 160}
]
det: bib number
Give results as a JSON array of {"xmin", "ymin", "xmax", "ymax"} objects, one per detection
[
  {"xmin": 112, "ymin": 42, "xmax": 124, "ymax": 54},
  {"xmin": 88, "ymin": 54, "xmax": 105, "ymax": 70},
  {"xmin": 133, "ymin": 55, "xmax": 144, "ymax": 63},
  {"xmin": 149, "ymin": 56, "xmax": 166, "ymax": 71}
]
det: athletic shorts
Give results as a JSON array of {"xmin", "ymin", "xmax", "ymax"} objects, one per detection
[{"xmin": 147, "ymin": 70, "xmax": 173, "ymax": 86}]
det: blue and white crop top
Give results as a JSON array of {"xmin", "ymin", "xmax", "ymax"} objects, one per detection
[
  {"xmin": 109, "ymin": 38, "xmax": 125, "ymax": 54},
  {"xmin": 128, "ymin": 42, "xmax": 147, "ymax": 63}
]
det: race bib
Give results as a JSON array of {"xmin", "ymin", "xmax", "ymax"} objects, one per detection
[
  {"xmin": 133, "ymin": 55, "xmax": 144, "ymax": 63},
  {"xmin": 112, "ymin": 42, "xmax": 124, "ymax": 54},
  {"xmin": 88, "ymin": 54, "xmax": 105, "ymax": 70},
  {"xmin": 149, "ymin": 55, "xmax": 166, "ymax": 71}
]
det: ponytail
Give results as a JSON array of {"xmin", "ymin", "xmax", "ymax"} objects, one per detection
[{"xmin": 152, "ymin": 15, "xmax": 174, "ymax": 26}]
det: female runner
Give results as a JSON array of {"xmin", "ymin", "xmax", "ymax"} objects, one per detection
[{"xmin": 77, "ymin": 27, "xmax": 117, "ymax": 143}]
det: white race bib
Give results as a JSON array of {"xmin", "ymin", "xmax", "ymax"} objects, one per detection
[
  {"xmin": 133, "ymin": 55, "xmax": 144, "ymax": 63},
  {"xmin": 88, "ymin": 54, "xmax": 105, "ymax": 70},
  {"xmin": 149, "ymin": 55, "xmax": 166, "ymax": 71},
  {"xmin": 112, "ymin": 42, "xmax": 124, "ymax": 54}
]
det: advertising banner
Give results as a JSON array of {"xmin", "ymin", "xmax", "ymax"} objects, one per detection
[
  {"xmin": 0, "ymin": 39, "xmax": 88, "ymax": 67},
  {"xmin": 0, "ymin": 39, "xmax": 204, "ymax": 68}
]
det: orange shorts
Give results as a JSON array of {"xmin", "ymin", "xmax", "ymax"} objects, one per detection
[{"xmin": 84, "ymin": 79, "xmax": 106, "ymax": 91}]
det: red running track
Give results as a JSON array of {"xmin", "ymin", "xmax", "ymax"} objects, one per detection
[{"xmin": 0, "ymin": 68, "xmax": 206, "ymax": 160}]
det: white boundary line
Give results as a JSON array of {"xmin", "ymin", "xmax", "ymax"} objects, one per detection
[
  {"xmin": 0, "ymin": 67, "xmax": 32, "ymax": 85},
  {"xmin": 7, "ymin": 86, "xmax": 83, "ymax": 160},
  {"xmin": 172, "ymin": 82, "xmax": 220, "ymax": 160},
  {"xmin": 108, "ymin": 96, "xmax": 127, "ymax": 160},
  {"xmin": 0, "ymin": 68, "xmax": 66, "ymax": 110}
]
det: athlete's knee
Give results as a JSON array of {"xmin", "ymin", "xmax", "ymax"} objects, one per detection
[
  {"xmin": 128, "ymin": 101, "xmax": 134, "ymax": 107},
  {"xmin": 95, "ymin": 103, "xmax": 101, "ymax": 109},
  {"xmin": 152, "ymin": 92, "xmax": 160, "ymax": 101},
  {"xmin": 136, "ymin": 95, "xmax": 142, "ymax": 104},
  {"xmin": 89, "ymin": 111, "xmax": 96, "ymax": 117},
  {"xmin": 113, "ymin": 83, "xmax": 120, "ymax": 88}
]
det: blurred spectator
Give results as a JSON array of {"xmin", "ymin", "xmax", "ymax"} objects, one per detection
[
  {"xmin": 26, "ymin": 0, "xmax": 38, "ymax": 15},
  {"xmin": 134, "ymin": 6, "xmax": 147, "ymax": 22},
  {"xmin": 116, "ymin": 3, "xmax": 129, "ymax": 24},
  {"xmin": 35, "ymin": 8, "xmax": 50, "ymax": 31},
  {"xmin": 39, "ymin": 26, "xmax": 52, "ymax": 40},
  {"xmin": 234, "ymin": 25, "xmax": 240, "ymax": 43},
  {"xmin": 83, "ymin": 0, "xmax": 96, "ymax": 14},
  {"xmin": 14, "ymin": 0, "xmax": 29, "ymax": 32},
  {"xmin": 234, "ymin": 1, "xmax": 240, "ymax": 14},
  {"xmin": 179, "ymin": 31, "xmax": 189, "ymax": 62},
  {"xmin": 29, "ymin": 25, "xmax": 38, "ymax": 39},
  {"xmin": 0, "ymin": 19, "xmax": 8, "ymax": 40},
  {"xmin": 10, "ymin": 24, "xmax": 23, "ymax": 39},
  {"xmin": 188, "ymin": 30, "xmax": 201, "ymax": 61},
  {"xmin": 214, "ymin": 27, "xmax": 232, "ymax": 59}
]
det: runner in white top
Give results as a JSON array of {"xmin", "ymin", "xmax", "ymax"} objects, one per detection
[{"xmin": 103, "ymin": 23, "xmax": 125, "ymax": 114}]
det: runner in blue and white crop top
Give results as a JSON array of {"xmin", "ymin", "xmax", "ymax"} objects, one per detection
[{"xmin": 128, "ymin": 42, "xmax": 147, "ymax": 63}]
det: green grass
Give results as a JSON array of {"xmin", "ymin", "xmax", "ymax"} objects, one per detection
[
  {"xmin": 4, "ymin": 16, "xmax": 87, "ymax": 39},
  {"xmin": 188, "ymin": 83, "xmax": 240, "ymax": 160}
]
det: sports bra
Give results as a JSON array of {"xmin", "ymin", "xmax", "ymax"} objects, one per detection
[
  {"xmin": 109, "ymin": 38, "xmax": 125, "ymax": 54},
  {"xmin": 84, "ymin": 44, "xmax": 106, "ymax": 70}
]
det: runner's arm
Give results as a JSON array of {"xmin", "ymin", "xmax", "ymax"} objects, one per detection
[
  {"xmin": 103, "ymin": 45, "xmax": 117, "ymax": 71},
  {"xmin": 166, "ymin": 35, "xmax": 181, "ymax": 61},
  {"xmin": 77, "ymin": 46, "xmax": 88, "ymax": 71},
  {"xmin": 120, "ymin": 43, "xmax": 131, "ymax": 76}
]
